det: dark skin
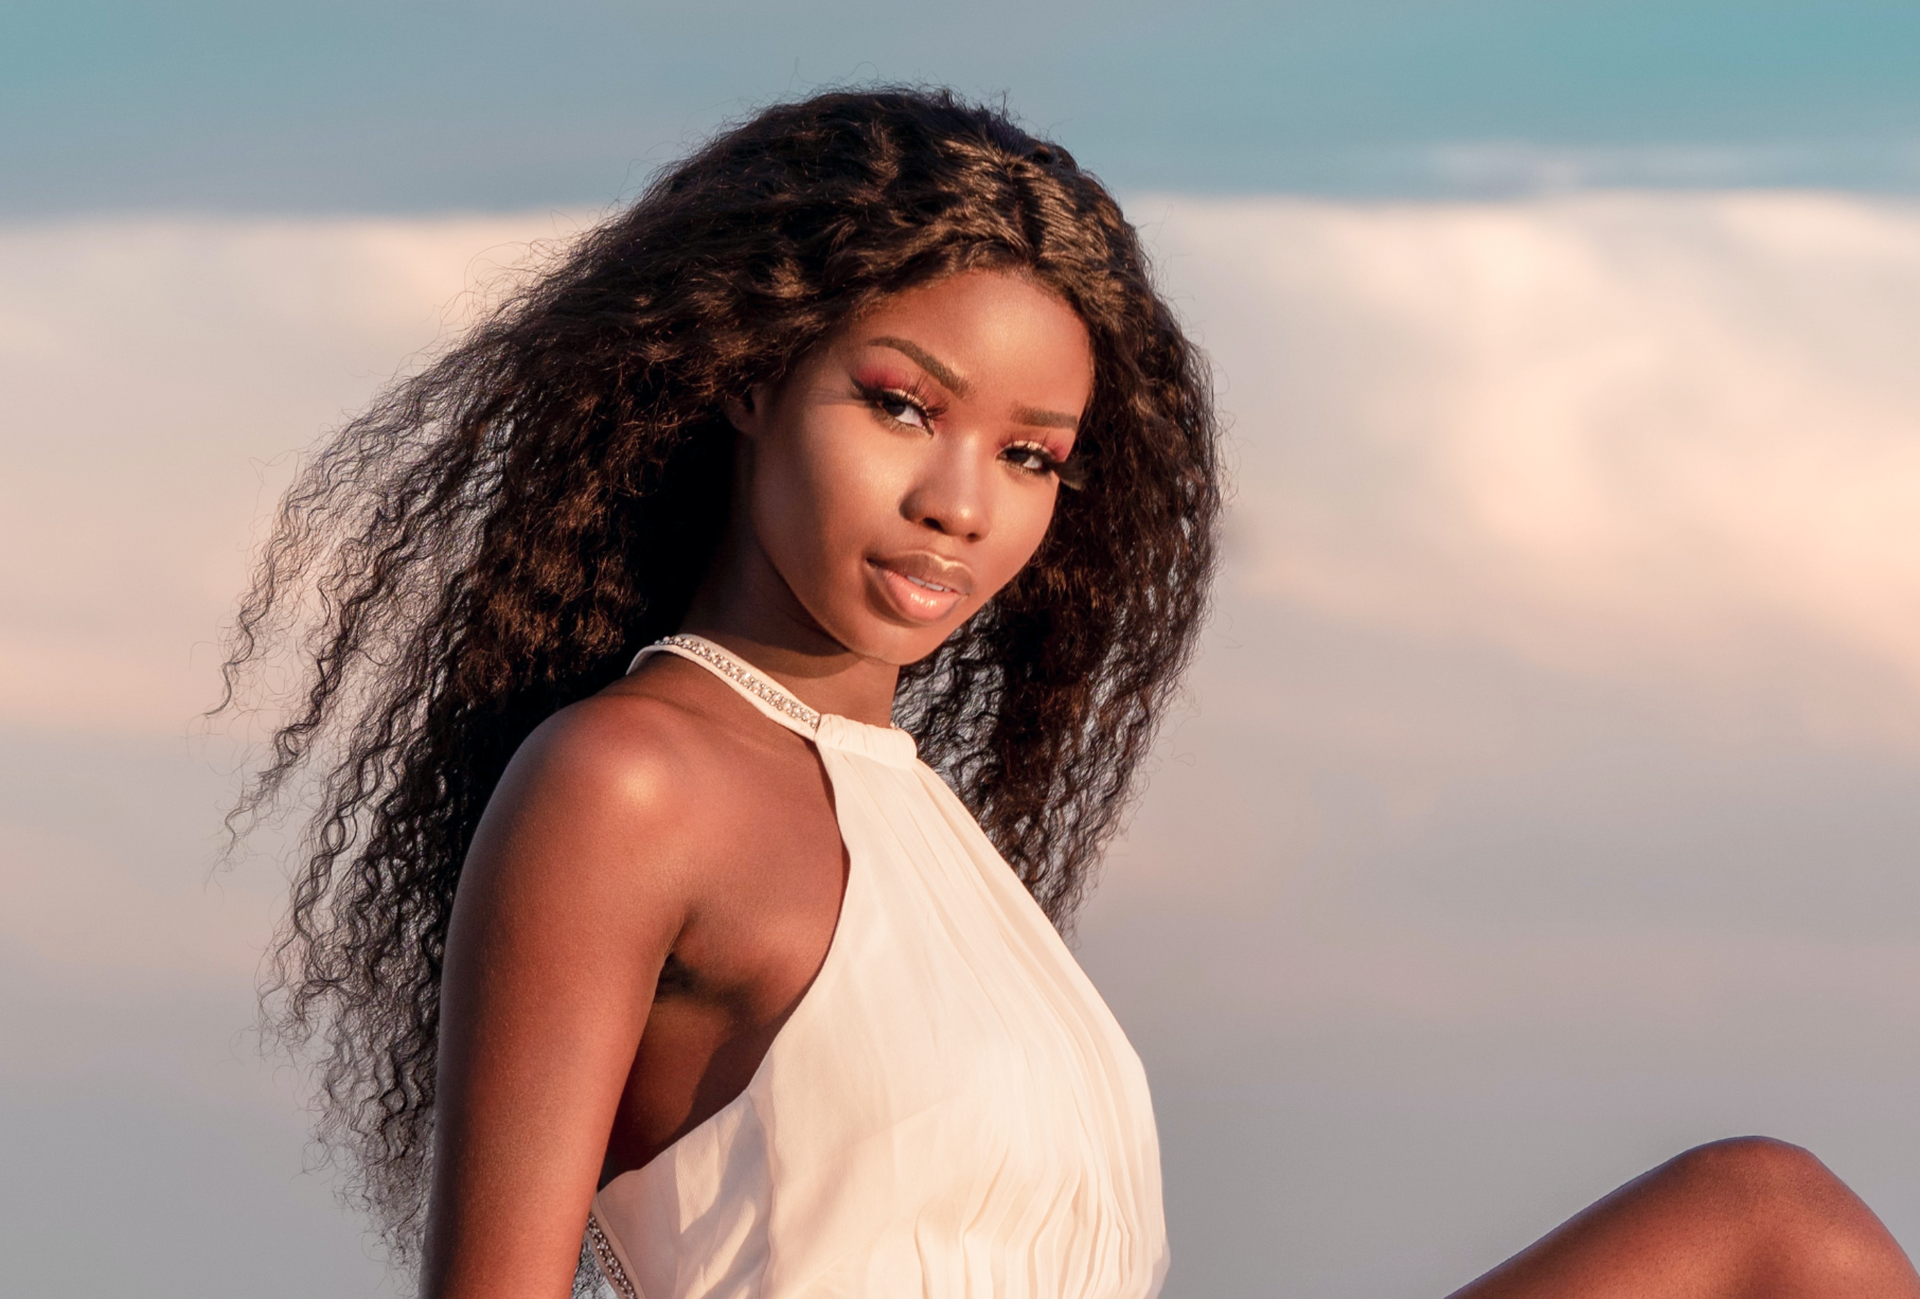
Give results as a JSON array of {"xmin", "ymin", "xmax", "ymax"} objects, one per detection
[
  {"xmin": 1451, "ymin": 1136, "xmax": 1920, "ymax": 1298},
  {"xmin": 421, "ymin": 270, "xmax": 1920, "ymax": 1299},
  {"xmin": 425, "ymin": 270, "xmax": 1092, "ymax": 1299}
]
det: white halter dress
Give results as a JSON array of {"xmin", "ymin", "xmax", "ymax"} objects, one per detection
[{"xmin": 587, "ymin": 635, "xmax": 1167, "ymax": 1299}]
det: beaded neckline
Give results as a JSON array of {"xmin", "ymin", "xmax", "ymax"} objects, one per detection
[
  {"xmin": 585, "ymin": 1214, "xmax": 639, "ymax": 1299},
  {"xmin": 638, "ymin": 634, "xmax": 822, "ymax": 732}
]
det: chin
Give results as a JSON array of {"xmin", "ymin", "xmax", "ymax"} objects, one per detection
[
  {"xmin": 856, "ymin": 628, "xmax": 952, "ymax": 667},
  {"xmin": 828, "ymin": 608, "xmax": 958, "ymax": 667}
]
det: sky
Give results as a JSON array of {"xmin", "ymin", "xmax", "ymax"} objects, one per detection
[
  {"xmin": 8, "ymin": 0, "xmax": 1920, "ymax": 211},
  {"xmin": 4, "ymin": 5, "xmax": 1920, "ymax": 1299}
]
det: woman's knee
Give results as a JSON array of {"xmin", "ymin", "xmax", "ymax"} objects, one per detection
[
  {"xmin": 1667, "ymin": 1136, "xmax": 1830, "ymax": 1199},
  {"xmin": 1663, "ymin": 1137, "xmax": 1847, "ymax": 1226},
  {"xmin": 1664, "ymin": 1137, "xmax": 1906, "ymax": 1281}
]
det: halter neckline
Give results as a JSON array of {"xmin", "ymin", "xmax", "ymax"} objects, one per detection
[
  {"xmin": 630, "ymin": 633, "xmax": 920, "ymax": 768},
  {"xmin": 632, "ymin": 634, "xmax": 822, "ymax": 732}
]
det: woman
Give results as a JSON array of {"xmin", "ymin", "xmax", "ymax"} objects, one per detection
[{"xmin": 225, "ymin": 89, "xmax": 1919, "ymax": 1299}]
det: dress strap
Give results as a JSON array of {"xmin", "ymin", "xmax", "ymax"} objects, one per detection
[{"xmin": 630, "ymin": 634, "xmax": 821, "ymax": 738}]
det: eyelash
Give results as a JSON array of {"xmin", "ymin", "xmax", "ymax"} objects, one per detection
[
  {"xmin": 856, "ymin": 379, "xmax": 939, "ymax": 429},
  {"xmin": 1001, "ymin": 441, "xmax": 1068, "ymax": 477},
  {"xmin": 855, "ymin": 380, "xmax": 1070, "ymax": 480}
]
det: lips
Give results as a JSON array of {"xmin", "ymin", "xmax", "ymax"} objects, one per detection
[{"xmin": 867, "ymin": 551, "xmax": 975, "ymax": 624}]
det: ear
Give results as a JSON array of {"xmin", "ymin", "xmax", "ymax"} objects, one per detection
[{"xmin": 722, "ymin": 385, "xmax": 773, "ymax": 438}]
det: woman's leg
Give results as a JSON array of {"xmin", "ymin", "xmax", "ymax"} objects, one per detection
[{"xmin": 1450, "ymin": 1138, "xmax": 1920, "ymax": 1299}]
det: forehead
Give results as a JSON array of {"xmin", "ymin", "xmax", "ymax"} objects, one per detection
[{"xmin": 842, "ymin": 270, "xmax": 1093, "ymax": 400}]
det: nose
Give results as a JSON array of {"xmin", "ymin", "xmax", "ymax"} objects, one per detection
[{"xmin": 899, "ymin": 435, "xmax": 990, "ymax": 542}]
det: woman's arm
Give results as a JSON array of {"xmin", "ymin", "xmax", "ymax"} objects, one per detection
[{"xmin": 421, "ymin": 697, "xmax": 698, "ymax": 1299}]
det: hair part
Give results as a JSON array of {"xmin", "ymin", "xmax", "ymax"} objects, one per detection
[{"xmin": 221, "ymin": 85, "xmax": 1220, "ymax": 1263}]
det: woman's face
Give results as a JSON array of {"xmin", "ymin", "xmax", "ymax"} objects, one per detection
[{"xmin": 727, "ymin": 269, "xmax": 1094, "ymax": 665}]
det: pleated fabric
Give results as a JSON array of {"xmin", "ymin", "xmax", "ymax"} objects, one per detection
[{"xmin": 588, "ymin": 636, "xmax": 1167, "ymax": 1299}]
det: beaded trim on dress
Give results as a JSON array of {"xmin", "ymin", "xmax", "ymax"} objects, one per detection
[
  {"xmin": 631, "ymin": 634, "xmax": 820, "ymax": 731},
  {"xmin": 585, "ymin": 1213, "xmax": 640, "ymax": 1299}
]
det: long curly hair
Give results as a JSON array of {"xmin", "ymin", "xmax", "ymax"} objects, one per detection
[{"xmin": 222, "ymin": 86, "xmax": 1220, "ymax": 1260}]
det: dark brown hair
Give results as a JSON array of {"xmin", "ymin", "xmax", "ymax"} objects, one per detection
[{"xmin": 222, "ymin": 86, "xmax": 1219, "ymax": 1258}]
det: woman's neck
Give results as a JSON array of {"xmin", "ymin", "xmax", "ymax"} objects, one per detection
[{"xmin": 680, "ymin": 534, "xmax": 902, "ymax": 727}]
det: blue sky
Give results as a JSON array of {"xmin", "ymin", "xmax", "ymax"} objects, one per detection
[{"xmin": 8, "ymin": 0, "xmax": 1920, "ymax": 213}]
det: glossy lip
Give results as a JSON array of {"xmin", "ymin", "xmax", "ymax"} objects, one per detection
[{"xmin": 866, "ymin": 551, "xmax": 975, "ymax": 625}]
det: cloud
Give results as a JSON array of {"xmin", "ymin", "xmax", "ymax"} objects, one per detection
[
  {"xmin": 1079, "ymin": 191, "xmax": 1920, "ymax": 1118},
  {"xmin": 0, "ymin": 213, "xmax": 584, "ymax": 1079},
  {"xmin": 7, "ymin": 197, "xmax": 1920, "ymax": 1295},
  {"xmin": 1403, "ymin": 140, "xmax": 1920, "ymax": 195},
  {"xmin": 1141, "ymin": 192, "xmax": 1920, "ymax": 749},
  {"xmin": 0, "ymin": 212, "xmax": 581, "ymax": 736},
  {"xmin": 9, "ymin": 196, "xmax": 1919, "ymax": 743}
]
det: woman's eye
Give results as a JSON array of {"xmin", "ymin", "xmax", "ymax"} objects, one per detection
[
  {"xmin": 1003, "ymin": 444, "xmax": 1059, "ymax": 475},
  {"xmin": 875, "ymin": 391, "xmax": 930, "ymax": 430}
]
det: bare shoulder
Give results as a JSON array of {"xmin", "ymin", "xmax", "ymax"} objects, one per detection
[
  {"xmin": 456, "ymin": 653, "xmax": 826, "ymax": 959},
  {"xmin": 460, "ymin": 666, "xmax": 750, "ymax": 914},
  {"xmin": 503, "ymin": 684, "xmax": 718, "ymax": 819}
]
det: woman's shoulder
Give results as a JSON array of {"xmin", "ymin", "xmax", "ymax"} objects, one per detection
[
  {"xmin": 465, "ymin": 656, "xmax": 823, "ymax": 914},
  {"xmin": 501, "ymin": 655, "xmax": 808, "ymax": 834},
  {"xmin": 501, "ymin": 676, "xmax": 743, "ymax": 833}
]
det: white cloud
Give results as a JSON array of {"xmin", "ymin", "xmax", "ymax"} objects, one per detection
[
  {"xmin": 9, "ymin": 197, "xmax": 1920, "ymax": 743},
  {"xmin": 1143, "ymin": 192, "xmax": 1920, "ymax": 748},
  {"xmin": 7, "ymin": 198, "xmax": 1920, "ymax": 1293},
  {"xmin": 0, "ymin": 213, "xmax": 580, "ymax": 736},
  {"xmin": 1406, "ymin": 140, "xmax": 1920, "ymax": 194}
]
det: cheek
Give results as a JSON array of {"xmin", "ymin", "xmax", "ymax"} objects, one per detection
[
  {"xmin": 982, "ymin": 482, "xmax": 1062, "ymax": 587},
  {"xmin": 753, "ymin": 412, "xmax": 902, "ymax": 576}
]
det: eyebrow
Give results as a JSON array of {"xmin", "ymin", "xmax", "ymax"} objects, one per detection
[
  {"xmin": 868, "ymin": 336, "xmax": 1080, "ymax": 430},
  {"xmin": 1012, "ymin": 404, "xmax": 1080, "ymax": 431},
  {"xmin": 867, "ymin": 336, "xmax": 972, "ymax": 398}
]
